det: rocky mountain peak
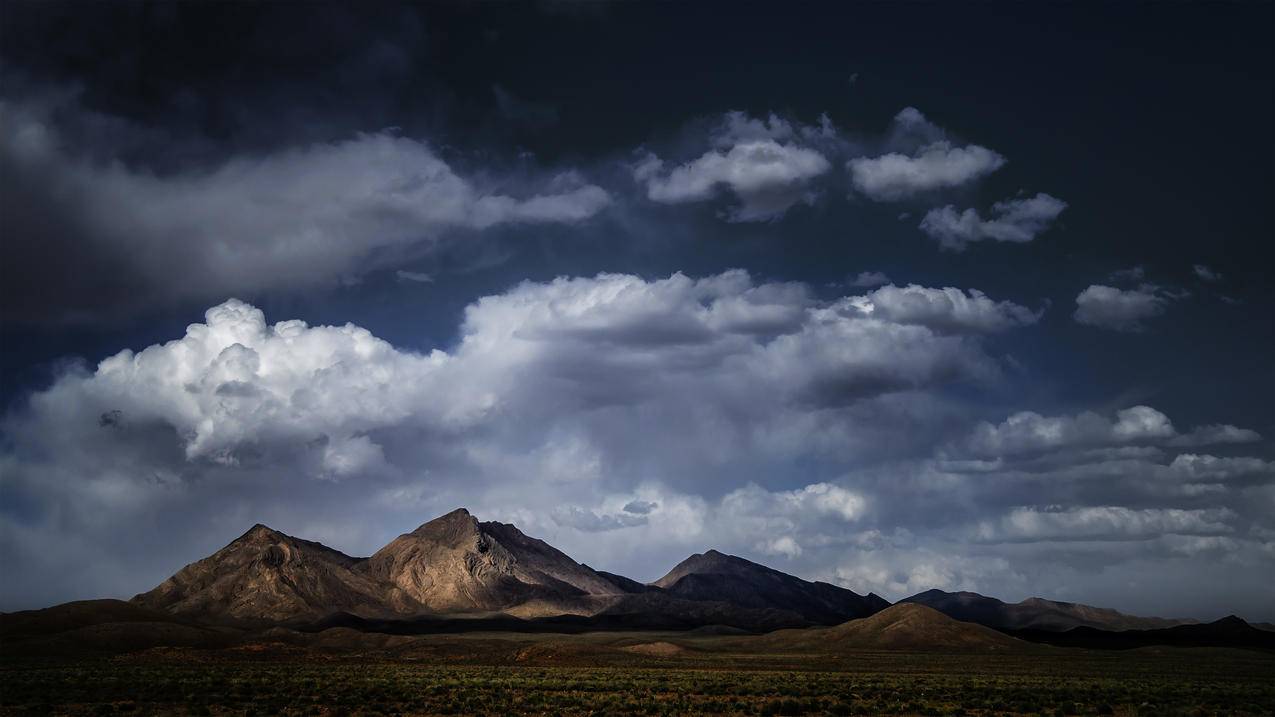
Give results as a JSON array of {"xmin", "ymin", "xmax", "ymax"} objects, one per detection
[
  {"xmin": 406, "ymin": 507, "xmax": 484, "ymax": 545},
  {"xmin": 236, "ymin": 523, "xmax": 284, "ymax": 544}
]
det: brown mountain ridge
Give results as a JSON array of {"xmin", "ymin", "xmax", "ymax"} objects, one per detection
[
  {"xmin": 4, "ymin": 508, "xmax": 1269, "ymax": 656},
  {"xmin": 759, "ymin": 603, "xmax": 1026, "ymax": 652},
  {"xmin": 901, "ymin": 588, "xmax": 1196, "ymax": 632},
  {"xmin": 131, "ymin": 508, "xmax": 885, "ymax": 631},
  {"xmin": 122, "ymin": 508, "xmax": 1219, "ymax": 641},
  {"xmin": 133, "ymin": 509, "xmax": 633, "ymax": 624}
]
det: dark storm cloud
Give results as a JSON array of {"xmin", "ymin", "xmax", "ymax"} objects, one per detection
[
  {"xmin": 0, "ymin": 94, "xmax": 610, "ymax": 323},
  {"xmin": 0, "ymin": 3, "xmax": 437, "ymax": 159}
]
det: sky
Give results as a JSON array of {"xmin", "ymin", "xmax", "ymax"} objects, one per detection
[{"xmin": 1, "ymin": 2, "xmax": 1272, "ymax": 621}]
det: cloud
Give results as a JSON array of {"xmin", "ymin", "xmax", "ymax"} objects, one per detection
[
  {"xmin": 1073, "ymin": 284, "xmax": 1174, "ymax": 332},
  {"xmin": 1108, "ymin": 266, "xmax": 1146, "ymax": 283},
  {"xmin": 849, "ymin": 142, "xmax": 1005, "ymax": 201},
  {"xmin": 550, "ymin": 506, "xmax": 647, "ymax": 532},
  {"xmin": 759, "ymin": 535, "xmax": 803, "ymax": 559},
  {"xmin": 965, "ymin": 406, "xmax": 1178, "ymax": 458},
  {"xmin": 634, "ymin": 111, "xmax": 834, "ymax": 221},
  {"xmin": 843, "ymin": 284, "xmax": 1043, "ymax": 333},
  {"xmin": 1193, "ymin": 264, "xmax": 1222, "ymax": 282},
  {"xmin": 722, "ymin": 482, "xmax": 867, "ymax": 523},
  {"xmin": 622, "ymin": 500, "xmax": 658, "ymax": 515},
  {"xmin": 985, "ymin": 506, "xmax": 1236, "ymax": 542},
  {"xmin": 949, "ymin": 408, "xmax": 1270, "ymax": 515},
  {"xmin": 1168, "ymin": 454, "xmax": 1274, "ymax": 482},
  {"xmin": 957, "ymin": 406, "xmax": 1263, "ymax": 462},
  {"xmin": 829, "ymin": 549, "xmax": 1022, "ymax": 599},
  {"xmin": 848, "ymin": 271, "xmax": 891, "ymax": 288},
  {"xmin": 395, "ymin": 270, "xmax": 434, "ymax": 283},
  {"xmin": 919, "ymin": 193, "xmax": 1067, "ymax": 251},
  {"xmin": 1, "ymin": 97, "xmax": 610, "ymax": 322},
  {"xmin": 1168, "ymin": 424, "xmax": 1262, "ymax": 448}
]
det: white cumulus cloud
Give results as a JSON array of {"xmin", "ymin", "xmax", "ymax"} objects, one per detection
[
  {"xmin": 634, "ymin": 112, "xmax": 833, "ymax": 221},
  {"xmin": 849, "ymin": 141, "xmax": 1005, "ymax": 201},
  {"xmin": 844, "ymin": 284, "xmax": 1043, "ymax": 333}
]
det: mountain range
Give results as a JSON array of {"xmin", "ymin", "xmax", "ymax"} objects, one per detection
[
  {"xmin": 900, "ymin": 588, "xmax": 1197, "ymax": 632},
  {"xmin": 131, "ymin": 508, "xmax": 886, "ymax": 632},
  {"xmin": 10, "ymin": 507, "xmax": 1263, "ymax": 652}
]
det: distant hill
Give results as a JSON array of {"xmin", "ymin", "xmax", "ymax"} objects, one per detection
[
  {"xmin": 760, "ymin": 603, "xmax": 1025, "ymax": 652},
  {"xmin": 0, "ymin": 599, "xmax": 235, "ymax": 656},
  {"xmin": 0, "ymin": 599, "xmax": 190, "ymax": 640},
  {"xmin": 1007, "ymin": 615, "xmax": 1275, "ymax": 651},
  {"xmin": 652, "ymin": 549, "xmax": 888, "ymax": 624},
  {"xmin": 902, "ymin": 589, "xmax": 1195, "ymax": 632}
]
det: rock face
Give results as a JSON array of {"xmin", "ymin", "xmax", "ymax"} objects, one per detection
[
  {"xmin": 131, "ymin": 524, "xmax": 392, "ymax": 622},
  {"xmin": 901, "ymin": 589, "xmax": 1195, "ymax": 632},
  {"xmin": 652, "ymin": 549, "xmax": 889, "ymax": 625},
  {"xmin": 364, "ymin": 508, "xmax": 624, "ymax": 615}
]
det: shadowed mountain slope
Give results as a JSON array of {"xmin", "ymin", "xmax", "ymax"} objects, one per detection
[
  {"xmin": 0, "ymin": 600, "xmax": 191, "ymax": 640},
  {"xmin": 1007, "ymin": 615, "xmax": 1275, "ymax": 651},
  {"xmin": 0, "ymin": 599, "xmax": 237, "ymax": 656},
  {"xmin": 652, "ymin": 549, "xmax": 888, "ymax": 625},
  {"xmin": 902, "ymin": 589, "xmax": 1195, "ymax": 632}
]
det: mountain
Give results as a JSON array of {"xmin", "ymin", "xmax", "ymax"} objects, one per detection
[
  {"xmin": 0, "ymin": 599, "xmax": 191, "ymax": 640},
  {"xmin": 1007, "ymin": 615, "xmax": 1275, "ymax": 651},
  {"xmin": 132, "ymin": 524, "xmax": 393, "ymax": 622},
  {"xmin": 761, "ymin": 603, "xmax": 1025, "ymax": 652},
  {"xmin": 902, "ymin": 589, "xmax": 1195, "ymax": 632},
  {"xmin": 589, "ymin": 568, "xmax": 654, "ymax": 594},
  {"xmin": 134, "ymin": 509, "xmax": 630, "ymax": 623},
  {"xmin": 127, "ymin": 510, "xmax": 895, "ymax": 630},
  {"xmin": 652, "ymin": 549, "xmax": 888, "ymax": 624},
  {"xmin": 364, "ymin": 508, "xmax": 625, "ymax": 616}
]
